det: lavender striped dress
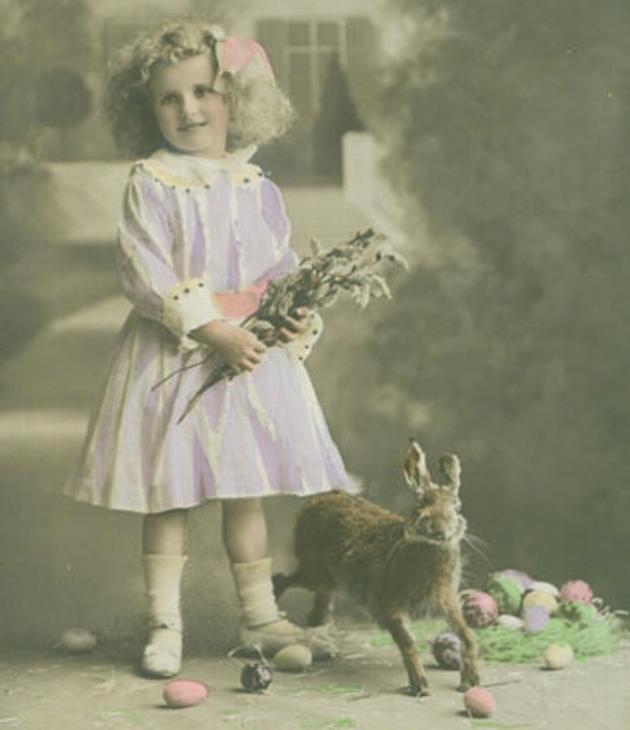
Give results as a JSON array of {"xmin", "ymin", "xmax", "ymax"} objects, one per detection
[{"xmin": 64, "ymin": 146, "xmax": 349, "ymax": 513}]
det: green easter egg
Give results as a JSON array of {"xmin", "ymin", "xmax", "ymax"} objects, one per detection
[
  {"xmin": 487, "ymin": 574, "xmax": 523, "ymax": 615},
  {"xmin": 560, "ymin": 601, "xmax": 598, "ymax": 624}
]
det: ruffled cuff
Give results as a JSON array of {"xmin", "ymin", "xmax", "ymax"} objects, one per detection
[
  {"xmin": 162, "ymin": 277, "xmax": 222, "ymax": 351},
  {"xmin": 282, "ymin": 311, "xmax": 323, "ymax": 362}
]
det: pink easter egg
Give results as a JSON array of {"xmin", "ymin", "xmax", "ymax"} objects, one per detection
[
  {"xmin": 523, "ymin": 605, "xmax": 550, "ymax": 634},
  {"xmin": 463, "ymin": 687, "xmax": 496, "ymax": 718},
  {"xmin": 163, "ymin": 679, "xmax": 209, "ymax": 708},
  {"xmin": 461, "ymin": 590, "xmax": 499, "ymax": 628},
  {"xmin": 560, "ymin": 580, "xmax": 593, "ymax": 604}
]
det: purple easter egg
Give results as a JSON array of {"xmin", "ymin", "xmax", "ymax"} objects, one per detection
[
  {"xmin": 432, "ymin": 631, "xmax": 462, "ymax": 670},
  {"xmin": 461, "ymin": 590, "xmax": 499, "ymax": 628},
  {"xmin": 560, "ymin": 580, "xmax": 593, "ymax": 604},
  {"xmin": 523, "ymin": 605, "xmax": 550, "ymax": 634},
  {"xmin": 498, "ymin": 569, "xmax": 534, "ymax": 590}
]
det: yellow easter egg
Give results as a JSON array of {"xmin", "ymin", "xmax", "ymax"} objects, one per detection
[
  {"xmin": 543, "ymin": 644, "xmax": 574, "ymax": 670},
  {"xmin": 522, "ymin": 590, "xmax": 558, "ymax": 615},
  {"xmin": 272, "ymin": 644, "xmax": 313, "ymax": 672}
]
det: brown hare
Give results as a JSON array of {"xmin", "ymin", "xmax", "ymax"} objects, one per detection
[{"xmin": 273, "ymin": 440, "xmax": 480, "ymax": 696}]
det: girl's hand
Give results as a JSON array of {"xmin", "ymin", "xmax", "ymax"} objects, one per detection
[
  {"xmin": 277, "ymin": 308, "xmax": 311, "ymax": 343},
  {"xmin": 191, "ymin": 320, "xmax": 266, "ymax": 372}
]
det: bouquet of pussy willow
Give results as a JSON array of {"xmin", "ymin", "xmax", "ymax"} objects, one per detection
[{"xmin": 170, "ymin": 228, "xmax": 407, "ymax": 422}]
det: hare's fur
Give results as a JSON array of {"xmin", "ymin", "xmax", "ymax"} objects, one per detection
[{"xmin": 274, "ymin": 442, "xmax": 480, "ymax": 696}]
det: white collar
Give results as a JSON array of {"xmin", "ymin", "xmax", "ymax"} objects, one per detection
[
  {"xmin": 151, "ymin": 145, "xmax": 257, "ymax": 172},
  {"xmin": 140, "ymin": 145, "xmax": 260, "ymax": 188}
]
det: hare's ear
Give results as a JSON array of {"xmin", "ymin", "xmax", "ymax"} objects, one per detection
[
  {"xmin": 438, "ymin": 453, "xmax": 461, "ymax": 495},
  {"xmin": 403, "ymin": 439, "xmax": 432, "ymax": 495}
]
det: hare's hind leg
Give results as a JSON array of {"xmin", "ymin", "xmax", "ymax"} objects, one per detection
[{"xmin": 307, "ymin": 586, "xmax": 335, "ymax": 626}]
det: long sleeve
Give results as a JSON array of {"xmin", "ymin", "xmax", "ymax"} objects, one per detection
[
  {"xmin": 257, "ymin": 178, "xmax": 299, "ymax": 283},
  {"xmin": 257, "ymin": 178, "xmax": 324, "ymax": 361},
  {"xmin": 116, "ymin": 166, "xmax": 222, "ymax": 351}
]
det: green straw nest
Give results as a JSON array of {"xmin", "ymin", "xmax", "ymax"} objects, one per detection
[
  {"xmin": 370, "ymin": 614, "xmax": 625, "ymax": 663},
  {"xmin": 473, "ymin": 615, "xmax": 623, "ymax": 662}
]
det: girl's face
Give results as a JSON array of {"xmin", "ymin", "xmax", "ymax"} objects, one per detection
[{"xmin": 150, "ymin": 54, "xmax": 229, "ymax": 158}]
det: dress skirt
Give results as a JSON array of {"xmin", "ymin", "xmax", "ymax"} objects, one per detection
[{"xmin": 64, "ymin": 311, "xmax": 348, "ymax": 513}]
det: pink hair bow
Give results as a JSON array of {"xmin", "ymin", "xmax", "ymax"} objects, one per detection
[{"xmin": 213, "ymin": 35, "xmax": 276, "ymax": 92}]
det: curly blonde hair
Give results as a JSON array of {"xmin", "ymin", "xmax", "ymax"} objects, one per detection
[{"xmin": 104, "ymin": 19, "xmax": 294, "ymax": 158}]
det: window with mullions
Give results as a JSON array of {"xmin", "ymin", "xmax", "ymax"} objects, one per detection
[{"xmin": 283, "ymin": 19, "xmax": 348, "ymax": 119}]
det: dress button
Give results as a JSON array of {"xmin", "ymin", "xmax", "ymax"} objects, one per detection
[{"xmin": 184, "ymin": 288, "xmax": 190, "ymax": 293}]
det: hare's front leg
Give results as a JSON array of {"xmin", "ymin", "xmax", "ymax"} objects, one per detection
[
  {"xmin": 382, "ymin": 611, "xmax": 430, "ymax": 697},
  {"xmin": 441, "ymin": 595, "xmax": 480, "ymax": 691}
]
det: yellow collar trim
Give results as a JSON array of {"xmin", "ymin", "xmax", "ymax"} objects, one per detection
[{"xmin": 135, "ymin": 147, "xmax": 263, "ymax": 189}]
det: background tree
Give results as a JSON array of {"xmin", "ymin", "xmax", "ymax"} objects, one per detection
[
  {"xmin": 0, "ymin": 0, "xmax": 94, "ymax": 362},
  {"xmin": 335, "ymin": 0, "xmax": 630, "ymax": 607}
]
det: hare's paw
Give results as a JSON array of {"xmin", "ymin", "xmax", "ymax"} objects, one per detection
[
  {"xmin": 457, "ymin": 670, "xmax": 480, "ymax": 692},
  {"xmin": 405, "ymin": 683, "xmax": 431, "ymax": 698}
]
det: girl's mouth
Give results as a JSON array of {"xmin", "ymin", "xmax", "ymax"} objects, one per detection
[{"xmin": 179, "ymin": 122, "xmax": 207, "ymax": 131}]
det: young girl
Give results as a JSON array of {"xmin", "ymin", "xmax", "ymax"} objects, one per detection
[{"xmin": 64, "ymin": 19, "xmax": 349, "ymax": 678}]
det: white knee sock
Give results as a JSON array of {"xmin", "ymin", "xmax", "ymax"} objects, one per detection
[
  {"xmin": 231, "ymin": 557, "xmax": 280, "ymax": 627},
  {"xmin": 142, "ymin": 554, "xmax": 187, "ymax": 677}
]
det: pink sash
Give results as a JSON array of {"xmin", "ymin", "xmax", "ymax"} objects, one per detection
[{"xmin": 213, "ymin": 281, "xmax": 268, "ymax": 319}]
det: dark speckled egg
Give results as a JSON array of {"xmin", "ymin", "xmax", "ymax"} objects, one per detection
[{"xmin": 240, "ymin": 662, "xmax": 273, "ymax": 692}]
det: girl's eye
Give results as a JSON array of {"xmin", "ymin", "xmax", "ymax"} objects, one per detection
[
  {"xmin": 194, "ymin": 86, "xmax": 212, "ymax": 98},
  {"xmin": 160, "ymin": 94, "xmax": 178, "ymax": 105}
]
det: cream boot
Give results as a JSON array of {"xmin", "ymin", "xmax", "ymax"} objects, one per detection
[
  {"xmin": 141, "ymin": 554, "xmax": 187, "ymax": 678},
  {"xmin": 232, "ymin": 557, "xmax": 336, "ymax": 659}
]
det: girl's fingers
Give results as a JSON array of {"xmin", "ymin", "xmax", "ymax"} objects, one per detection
[
  {"xmin": 283, "ymin": 316, "xmax": 301, "ymax": 331},
  {"xmin": 278, "ymin": 327, "xmax": 294, "ymax": 342},
  {"xmin": 247, "ymin": 349, "xmax": 266, "ymax": 365},
  {"xmin": 244, "ymin": 332, "xmax": 266, "ymax": 351}
]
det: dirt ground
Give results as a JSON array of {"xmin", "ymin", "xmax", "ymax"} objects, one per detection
[{"xmin": 1, "ymin": 622, "xmax": 628, "ymax": 730}]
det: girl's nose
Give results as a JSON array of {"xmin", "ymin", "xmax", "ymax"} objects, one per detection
[{"xmin": 181, "ymin": 94, "xmax": 200, "ymax": 120}]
